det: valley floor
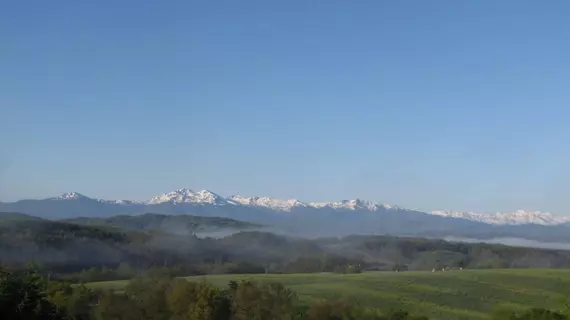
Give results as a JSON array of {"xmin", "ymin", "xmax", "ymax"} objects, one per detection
[{"xmin": 86, "ymin": 269, "xmax": 570, "ymax": 320}]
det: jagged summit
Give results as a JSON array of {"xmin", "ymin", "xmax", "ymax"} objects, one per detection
[
  {"xmin": 51, "ymin": 192, "xmax": 90, "ymax": 200},
  {"xmin": 148, "ymin": 188, "xmax": 226, "ymax": 205},
  {"xmin": 228, "ymin": 195, "xmax": 307, "ymax": 211},
  {"xmin": 310, "ymin": 199, "xmax": 400, "ymax": 211},
  {"xmin": 430, "ymin": 209, "xmax": 570, "ymax": 226},
  {"xmin": 50, "ymin": 192, "xmax": 142, "ymax": 204},
  {"xmin": 228, "ymin": 195, "xmax": 401, "ymax": 212}
]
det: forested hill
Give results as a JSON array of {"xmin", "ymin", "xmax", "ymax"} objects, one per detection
[
  {"xmin": 0, "ymin": 211, "xmax": 44, "ymax": 223},
  {"xmin": 64, "ymin": 213, "xmax": 260, "ymax": 234},
  {"xmin": 4, "ymin": 212, "xmax": 570, "ymax": 278},
  {"xmin": 0, "ymin": 215, "xmax": 148, "ymax": 271}
]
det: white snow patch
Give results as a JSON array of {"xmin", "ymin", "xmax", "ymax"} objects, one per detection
[{"xmin": 430, "ymin": 209, "xmax": 570, "ymax": 226}]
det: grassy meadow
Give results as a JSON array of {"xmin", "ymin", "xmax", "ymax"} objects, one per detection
[{"xmin": 86, "ymin": 269, "xmax": 570, "ymax": 319}]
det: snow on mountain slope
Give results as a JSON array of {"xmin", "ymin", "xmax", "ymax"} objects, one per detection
[
  {"xmin": 148, "ymin": 189, "xmax": 227, "ymax": 205},
  {"xmin": 430, "ymin": 209, "xmax": 570, "ymax": 226},
  {"xmin": 103, "ymin": 199, "xmax": 145, "ymax": 205},
  {"xmin": 49, "ymin": 192, "xmax": 144, "ymax": 204},
  {"xmin": 37, "ymin": 189, "xmax": 570, "ymax": 226},
  {"xmin": 42, "ymin": 189, "xmax": 414, "ymax": 214},
  {"xmin": 51, "ymin": 192, "xmax": 90, "ymax": 200},
  {"xmin": 228, "ymin": 195, "xmax": 403, "ymax": 212},
  {"xmin": 309, "ymin": 199, "xmax": 400, "ymax": 211},
  {"xmin": 228, "ymin": 195, "xmax": 307, "ymax": 211}
]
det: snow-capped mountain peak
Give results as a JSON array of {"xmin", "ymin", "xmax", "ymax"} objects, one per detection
[
  {"xmin": 49, "ymin": 192, "xmax": 143, "ymax": 204},
  {"xmin": 430, "ymin": 209, "xmax": 570, "ymax": 226},
  {"xmin": 309, "ymin": 199, "xmax": 399, "ymax": 211},
  {"xmin": 194, "ymin": 189, "xmax": 225, "ymax": 204},
  {"xmin": 228, "ymin": 195, "xmax": 307, "ymax": 211},
  {"xmin": 51, "ymin": 192, "xmax": 90, "ymax": 200},
  {"xmin": 148, "ymin": 188, "xmax": 226, "ymax": 205},
  {"xmin": 103, "ymin": 199, "xmax": 144, "ymax": 205},
  {"xmin": 228, "ymin": 195, "xmax": 258, "ymax": 206}
]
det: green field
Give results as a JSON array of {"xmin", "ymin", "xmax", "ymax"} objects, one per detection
[{"xmin": 86, "ymin": 269, "xmax": 570, "ymax": 320}]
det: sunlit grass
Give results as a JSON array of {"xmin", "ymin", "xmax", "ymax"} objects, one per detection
[{"xmin": 86, "ymin": 269, "xmax": 570, "ymax": 319}]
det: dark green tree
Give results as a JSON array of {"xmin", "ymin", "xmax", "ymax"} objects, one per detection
[{"xmin": 0, "ymin": 264, "xmax": 64, "ymax": 319}]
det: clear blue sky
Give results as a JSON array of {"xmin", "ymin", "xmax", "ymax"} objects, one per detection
[{"xmin": 1, "ymin": 1, "xmax": 570, "ymax": 214}]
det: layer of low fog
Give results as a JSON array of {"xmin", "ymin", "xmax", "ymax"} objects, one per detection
[{"xmin": 443, "ymin": 236, "xmax": 570, "ymax": 250}]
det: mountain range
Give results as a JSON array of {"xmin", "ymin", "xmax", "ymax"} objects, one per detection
[
  {"xmin": 3, "ymin": 188, "xmax": 567, "ymax": 225},
  {"xmin": 430, "ymin": 209, "xmax": 570, "ymax": 226},
  {"xmin": 46, "ymin": 189, "xmax": 402, "ymax": 212},
  {"xmin": 3, "ymin": 188, "xmax": 570, "ymax": 243}
]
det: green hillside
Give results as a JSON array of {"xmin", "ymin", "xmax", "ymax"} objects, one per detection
[
  {"xmin": 87, "ymin": 269, "xmax": 570, "ymax": 320},
  {"xmin": 0, "ymin": 212, "xmax": 44, "ymax": 223},
  {"xmin": 64, "ymin": 213, "xmax": 259, "ymax": 234}
]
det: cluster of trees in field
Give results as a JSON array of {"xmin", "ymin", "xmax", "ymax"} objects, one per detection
[{"xmin": 2, "ymin": 265, "xmax": 569, "ymax": 320}]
